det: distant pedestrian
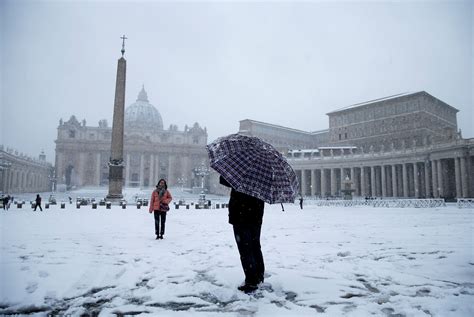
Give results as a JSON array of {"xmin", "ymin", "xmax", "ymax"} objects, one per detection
[
  {"xmin": 6, "ymin": 195, "xmax": 11, "ymax": 210},
  {"xmin": 299, "ymin": 196, "xmax": 303, "ymax": 210},
  {"xmin": 34, "ymin": 194, "xmax": 43, "ymax": 211},
  {"xmin": 68, "ymin": 196, "xmax": 72, "ymax": 204},
  {"xmin": 280, "ymin": 203, "xmax": 285, "ymax": 212},
  {"xmin": 149, "ymin": 179, "xmax": 172, "ymax": 240},
  {"xmin": 2, "ymin": 195, "xmax": 9, "ymax": 210}
]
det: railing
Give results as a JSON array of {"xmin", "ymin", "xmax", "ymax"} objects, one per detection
[
  {"xmin": 306, "ymin": 198, "xmax": 446, "ymax": 208},
  {"xmin": 457, "ymin": 198, "xmax": 474, "ymax": 209}
]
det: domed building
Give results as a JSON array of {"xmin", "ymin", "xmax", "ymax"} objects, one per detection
[{"xmin": 55, "ymin": 87, "xmax": 208, "ymax": 190}]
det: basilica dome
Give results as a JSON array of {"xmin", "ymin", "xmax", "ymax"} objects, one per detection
[{"xmin": 125, "ymin": 86, "xmax": 163, "ymax": 130}]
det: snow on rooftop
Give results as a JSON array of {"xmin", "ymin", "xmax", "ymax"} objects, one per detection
[{"xmin": 327, "ymin": 91, "xmax": 419, "ymax": 115}]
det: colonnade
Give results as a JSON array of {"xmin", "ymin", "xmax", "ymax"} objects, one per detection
[{"xmin": 296, "ymin": 156, "xmax": 471, "ymax": 199}]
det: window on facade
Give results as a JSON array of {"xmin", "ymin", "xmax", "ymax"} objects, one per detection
[
  {"xmin": 193, "ymin": 136, "xmax": 199, "ymax": 144},
  {"xmin": 344, "ymin": 133, "xmax": 347, "ymax": 139},
  {"xmin": 69, "ymin": 130, "xmax": 75, "ymax": 138},
  {"xmin": 339, "ymin": 134, "xmax": 342, "ymax": 140}
]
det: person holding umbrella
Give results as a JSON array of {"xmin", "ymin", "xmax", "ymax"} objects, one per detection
[
  {"xmin": 219, "ymin": 175, "xmax": 265, "ymax": 293},
  {"xmin": 207, "ymin": 133, "xmax": 299, "ymax": 294}
]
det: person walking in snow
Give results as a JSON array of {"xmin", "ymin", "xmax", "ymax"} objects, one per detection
[
  {"xmin": 2, "ymin": 195, "xmax": 9, "ymax": 210},
  {"xmin": 149, "ymin": 179, "xmax": 172, "ymax": 240},
  {"xmin": 220, "ymin": 176, "xmax": 265, "ymax": 294},
  {"xmin": 34, "ymin": 194, "xmax": 43, "ymax": 211}
]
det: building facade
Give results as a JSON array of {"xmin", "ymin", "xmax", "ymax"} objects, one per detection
[
  {"xmin": 0, "ymin": 146, "xmax": 53, "ymax": 194},
  {"xmin": 239, "ymin": 91, "xmax": 473, "ymax": 199},
  {"xmin": 55, "ymin": 87, "xmax": 208, "ymax": 190}
]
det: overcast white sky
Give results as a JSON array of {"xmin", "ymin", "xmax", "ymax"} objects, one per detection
[{"xmin": 1, "ymin": 0, "xmax": 472, "ymax": 163}]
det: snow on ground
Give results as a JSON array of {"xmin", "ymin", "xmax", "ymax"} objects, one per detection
[{"xmin": 1, "ymin": 188, "xmax": 473, "ymax": 316}]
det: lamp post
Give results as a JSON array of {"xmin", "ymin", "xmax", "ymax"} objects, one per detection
[
  {"xmin": 177, "ymin": 176, "xmax": 187, "ymax": 192},
  {"xmin": 48, "ymin": 169, "xmax": 57, "ymax": 192},
  {"xmin": 193, "ymin": 163, "xmax": 210, "ymax": 193}
]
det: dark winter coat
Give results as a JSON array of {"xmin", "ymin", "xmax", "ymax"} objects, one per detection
[{"xmin": 220, "ymin": 176, "xmax": 264, "ymax": 225}]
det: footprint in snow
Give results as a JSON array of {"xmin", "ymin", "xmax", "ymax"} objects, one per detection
[{"xmin": 26, "ymin": 282, "xmax": 38, "ymax": 293}]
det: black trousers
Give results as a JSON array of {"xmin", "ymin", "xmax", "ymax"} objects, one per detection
[
  {"xmin": 34, "ymin": 203, "xmax": 43, "ymax": 211},
  {"xmin": 154, "ymin": 211, "xmax": 167, "ymax": 236},
  {"xmin": 233, "ymin": 224, "xmax": 265, "ymax": 285}
]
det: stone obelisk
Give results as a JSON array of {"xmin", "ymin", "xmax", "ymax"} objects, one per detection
[{"xmin": 107, "ymin": 35, "xmax": 127, "ymax": 202}]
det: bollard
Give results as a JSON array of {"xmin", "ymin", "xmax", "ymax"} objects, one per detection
[
  {"xmin": 76, "ymin": 202, "xmax": 81, "ymax": 209},
  {"xmin": 195, "ymin": 204, "xmax": 199, "ymax": 209},
  {"xmin": 45, "ymin": 203, "xmax": 50, "ymax": 209},
  {"xmin": 106, "ymin": 202, "xmax": 111, "ymax": 209},
  {"xmin": 175, "ymin": 204, "xmax": 179, "ymax": 209},
  {"xmin": 137, "ymin": 202, "xmax": 141, "ymax": 209},
  {"xmin": 122, "ymin": 204, "xmax": 126, "ymax": 209},
  {"xmin": 186, "ymin": 204, "xmax": 189, "ymax": 209},
  {"xmin": 60, "ymin": 202, "xmax": 65, "ymax": 209},
  {"xmin": 92, "ymin": 202, "xmax": 97, "ymax": 209},
  {"xmin": 17, "ymin": 202, "xmax": 22, "ymax": 209},
  {"xmin": 215, "ymin": 204, "xmax": 219, "ymax": 209}
]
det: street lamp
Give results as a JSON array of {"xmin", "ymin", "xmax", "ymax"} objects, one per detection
[
  {"xmin": 193, "ymin": 162, "xmax": 210, "ymax": 193},
  {"xmin": 177, "ymin": 176, "xmax": 187, "ymax": 192},
  {"xmin": 48, "ymin": 169, "xmax": 57, "ymax": 192}
]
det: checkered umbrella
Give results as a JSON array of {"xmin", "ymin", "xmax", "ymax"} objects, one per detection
[{"xmin": 206, "ymin": 133, "xmax": 299, "ymax": 204}]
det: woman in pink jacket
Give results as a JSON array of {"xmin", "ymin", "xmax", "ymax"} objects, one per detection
[{"xmin": 149, "ymin": 179, "xmax": 173, "ymax": 239}]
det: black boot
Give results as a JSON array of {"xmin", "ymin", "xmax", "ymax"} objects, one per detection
[{"xmin": 238, "ymin": 283, "xmax": 258, "ymax": 294}]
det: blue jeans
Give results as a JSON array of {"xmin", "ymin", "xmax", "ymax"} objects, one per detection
[{"xmin": 233, "ymin": 224, "xmax": 265, "ymax": 285}]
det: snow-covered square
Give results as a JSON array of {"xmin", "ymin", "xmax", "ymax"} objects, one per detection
[{"xmin": 1, "ymin": 189, "xmax": 473, "ymax": 316}]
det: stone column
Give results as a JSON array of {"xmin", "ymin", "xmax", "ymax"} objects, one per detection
[
  {"xmin": 330, "ymin": 168, "xmax": 336, "ymax": 196},
  {"xmin": 391, "ymin": 165, "xmax": 397, "ymax": 197},
  {"xmin": 455, "ymin": 157, "xmax": 462, "ymax": 198},
  {"xmin": 370, "ymin": 166, "xmax": 376, "ymax": 197},
  {"xmin": 361, "ymin": 167, "xmax": 366, "ymax": 197},
  {"xmin": 424, "ymin": 161, "xmax": 431, "ymax": 198},
  {"xmin": 432, "ymin": 160, "xmax": 439, "ymax": 198},
  {"xmin": 402, "ymin": 163, "xmax": 408, "ymax": 197},
  {"xmin": 381, "ymin": 165, "xmax": 386, "ymax": 197},
  {"xmin": 107, "ymin": 54, "xmax": 127, "ymax": 201},
  {"xmin": 437, "ymin": 160, "xmax": 444, "ymax": 198},
  {"xmin": 414, "ymin": 162, "xmax": 420, "ymax": 198},
  {"xmin": 340, "ymin": 168, "xmax": 345, "ymax": 193},
  {"xmin": 310, "ymin": 169, "xmax": 316, "ymax": 196},
  {"xmin": 301, "ymin": 169, "xmax": 307, "ymax": 196},
  {"xmin": 149, "ymin": 154, "xmax": 154, "ymax": 188},
  {"xmin": 321, "ymin": 169, "xmax": 327, "ymax": 197},
  {"xmin": 350, "ymin": 167, "xmax": 358, "ymax": 196},
  {"xmin": 96, "ymin": 153, "xmax": 101, "ymax": 186},
  {"xmin": 460, "ymin": 156, "xmax": 468, "ymax": 198},
  {"xmin": 139, "ymin": 153, "xmax": 145, "ymax": 188}
]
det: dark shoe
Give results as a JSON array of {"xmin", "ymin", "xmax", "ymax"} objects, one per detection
[
  {"xmin": 159, "ymin": 235, "xmax": 164, "ymax": 239},
  {"xmin": 238, "ymin": 283, "xmax": 258, "ymax": 294},
  {"xmin": 156, "ymin": 235, "xmax": 160, "ymax": 240}
]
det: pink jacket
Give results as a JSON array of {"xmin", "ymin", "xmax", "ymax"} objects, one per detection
[{"xmin": 149, "ymin": 189, "xmax": 172, "ymax": 212}]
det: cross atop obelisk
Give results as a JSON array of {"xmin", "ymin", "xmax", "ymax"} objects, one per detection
[
  {"xmin": 121, "ymin": 35, "xmax": 127, "ymax": 57},
  {"xmin": 107, "ymin": 36, "xmax": 127, "ymax": 202}
]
